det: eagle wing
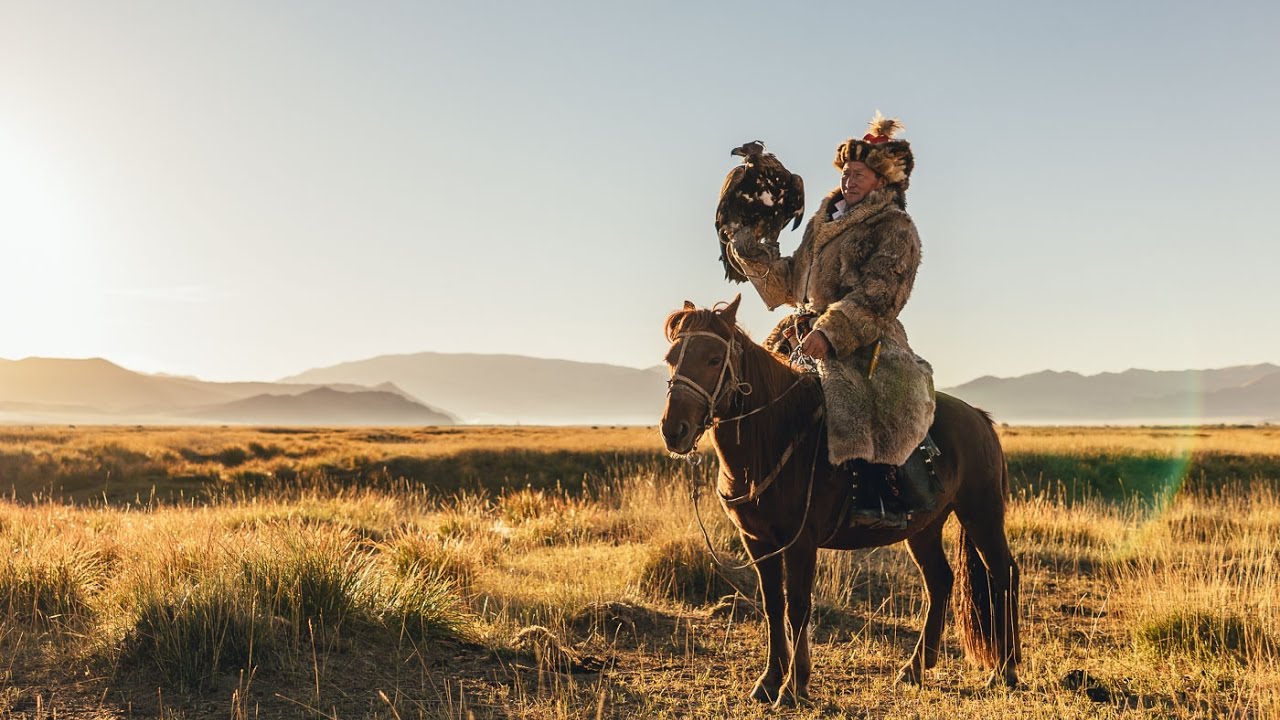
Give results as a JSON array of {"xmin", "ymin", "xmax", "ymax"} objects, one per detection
[
  {"xmin": 753, "ymin": 154, "xmax": 806, "ymax": 243},
  {"xmin": 786, "ymin": 171, "xmax": 805, "ymax": 231},
  {"xmin": 715, "ymin": 164, "xmax": 753, "ymax": 283},
  {"xmin": 715, "ymin": 164, "xmax": 748, "ymax": 235}
]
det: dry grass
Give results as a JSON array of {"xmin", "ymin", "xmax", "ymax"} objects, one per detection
[
  {"xmin": 2, "ymin": 424, "xmax": 1276, "ymax": 504},
  {"xmin": 995, "ymin": 424, "xmax": 1280, "ymax": 456},
  {"xmin": 0, "ymin": 425, "xmax": 1276, "ymax": 718},
  {"xmin": 0, "ymin": 425, "xmax": 669, "ymax": 504},
  {"xmin": 2, "ymin": 424, "xmax": 1275, "ymax": 475}
]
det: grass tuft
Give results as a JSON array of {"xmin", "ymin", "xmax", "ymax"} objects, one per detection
[
  {"xmin": 0, "ymin": 540, "xmax": 104, "ymax": 626},
  {"xmin": 382, "ymin": 532, "xmax": 478, "ymax": 592},
  {"xmin": 1136, "ymin": 610, "xmax": 1277, "ymax": 663},
  {"xmin": 638, "ymin": 536, "xmax": 751, "ymax": 605},
  {"xmin": 241, "ymin": 524, "xmax": 367, "ymax": 633},
  {"xmin": 120, "ymin": 577, "xmax": 270, "ymax": 690},
  {"xmin": 371, "ymin": 567, "xmax": 469, "ymax": 641}
]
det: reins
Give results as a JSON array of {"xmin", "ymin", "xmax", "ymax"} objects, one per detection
[
  {"xmin": 688, "ymin": 407, "xmax": 823, "ymax": 571},
  {"xmin": 719, "ymin": 405, "xmax": 824, "ymax": 507}
]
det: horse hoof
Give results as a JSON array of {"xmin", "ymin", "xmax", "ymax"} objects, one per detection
[
  {"xmin": 749, "ymin": 683, "xmax": 778, "ymax": 704},
  {"xmin": 986, "ymin": 670, "xmax": 1019, "ymax": 689},
  {"xmin": 771, "ymin": 689, "xmax": 800, "ymax": 708},
  {"xmin": 896, "ymin": 665, "xmax": 922, "ymax": 686}
]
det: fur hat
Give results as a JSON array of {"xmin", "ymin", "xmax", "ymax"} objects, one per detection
[{"xmin": 834, "ymin": 112, "xmax": 914, "ymax": 199}]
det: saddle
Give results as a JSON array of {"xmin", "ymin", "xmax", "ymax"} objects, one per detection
[{"xmin": 894, "ymin": 432, "xmax": 943, "ymax": 511}]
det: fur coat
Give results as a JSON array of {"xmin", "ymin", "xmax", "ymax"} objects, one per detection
[{"xmin": 728, "ymin": 187, "xmax": 935, "ymax": 466}]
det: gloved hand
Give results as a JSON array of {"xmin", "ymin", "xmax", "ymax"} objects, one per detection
[{"xmin": 729, "ymin": 227, "xmax": 779, "ymax": 262}]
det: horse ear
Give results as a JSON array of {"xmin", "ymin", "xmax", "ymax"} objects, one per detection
[
  {"xmin": 718, "ymin": 294, "xmax": 742, "ymax": 325},
  {"xmin": 683, "ymin": 300, "xmax": 696, "ymax": 311}
]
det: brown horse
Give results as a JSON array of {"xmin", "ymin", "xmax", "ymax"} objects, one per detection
[{"xmin": 659, "ymin": 297, "xmax": 1020, "ymax": 705}]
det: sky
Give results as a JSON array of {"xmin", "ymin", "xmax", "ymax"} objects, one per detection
[{"xmin": 1, "ymin": 1, "xmax": 1277, "ymax": 388}]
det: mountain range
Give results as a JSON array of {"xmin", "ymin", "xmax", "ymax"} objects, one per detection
[
  {"xmin": 281, "ymin": 352, "xmax": 668, "ymax": 425},
  {"xmin": 0, "ymin": 357, "xmax": 454, "ymax": 426},
  {"xmin": 187, "ymin": 386, "xmax": 454, "ymax": 426},
  {"xmin": 941, "ymin": 363, "xmax": 1280, "ymax": 424},
  {"xmin": 1, "ymin": 354, "xmax": 1277, "ymax": 426}
]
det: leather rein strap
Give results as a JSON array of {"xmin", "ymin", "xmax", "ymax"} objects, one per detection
[{"xmin": 719, "ymin": 404, "xmax": 824, "ymax": 507}]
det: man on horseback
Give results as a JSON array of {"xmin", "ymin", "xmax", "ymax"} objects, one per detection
[{"xmin": 726, "ymin": 114, "xmax": 937, "ymax": 528}]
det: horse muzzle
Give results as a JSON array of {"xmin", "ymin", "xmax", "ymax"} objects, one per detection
[{"xmin": 660, "ymin": 417, "xmax": 696, "ymax": 455}]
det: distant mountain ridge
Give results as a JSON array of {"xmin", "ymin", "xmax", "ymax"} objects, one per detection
[
  {"xmin": 282, "ymin": 352, "xmax": 667, "ymax": 425},
  {"xmin": 190, "ymin": 387, "xmax": 454, "ymax": 426},
  {"xmin": 0, "ymin": 357, "xmax": 456, "ymax": 425},
  {"xmin": 943, "ymin": 363, "xmax": 1280, "ymax": 423}
]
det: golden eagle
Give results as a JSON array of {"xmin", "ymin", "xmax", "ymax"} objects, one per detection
[{"xmin": 715, "ymin": 141, "xmax": 805, "ymax": 283}]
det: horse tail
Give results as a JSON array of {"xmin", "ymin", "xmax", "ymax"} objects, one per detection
[
  {"xmin": 952, "ymin": 525, "xmax": 999, "ymax": 670},
  {"xmin": 951, "ymin": 414, "xmax": 1013, "ymax": 671}
]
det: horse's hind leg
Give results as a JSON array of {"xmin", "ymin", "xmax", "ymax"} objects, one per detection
[
  {"xmin": 954, "ymin": 503, "xmax": 1021, "ymax": 688},
  {"xmin": 898, "ymin": 512, "xmax": 954, "ymax": 686}
]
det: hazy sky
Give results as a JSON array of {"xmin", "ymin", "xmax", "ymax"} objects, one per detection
[{"xmin": 2, "ymin": 1, "xmax": 1277, "ymax": 387}]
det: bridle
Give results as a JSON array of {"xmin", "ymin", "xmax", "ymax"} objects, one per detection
[
  {"xmin": 665, "ymin": 324, "xmax": 820, "ymax": 458},
  {"xmin": 665, "ymin": 328, "xmax": 751, "ymax": 444}
]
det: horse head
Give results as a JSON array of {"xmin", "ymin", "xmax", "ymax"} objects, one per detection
[{"xmin": 660, "ymin": 295, "xmax": 745, "ymax": 455}]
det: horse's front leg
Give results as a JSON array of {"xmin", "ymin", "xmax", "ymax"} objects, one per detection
[
  {"xmin": 745, "ymin": 540, "xmax": 788, "ymax": 704},
  {"xmin": 780, "ymin": 543, "xmax": 817, "ymax": 704}
]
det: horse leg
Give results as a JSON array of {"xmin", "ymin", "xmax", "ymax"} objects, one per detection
[
  {"xmin": 778, "ymin": 543, "xmax": 817, "ymax": 705},
  {"xmin": 897, "ymin": 513, "xmax": 954, "ymax": 686},
  {"xmin": 954, "ymin": 507, "xmax": 1021, "ymax": 689},
  {"xmin": 746, "ymin": 542, "xmax": 789, "ymax": 703}
]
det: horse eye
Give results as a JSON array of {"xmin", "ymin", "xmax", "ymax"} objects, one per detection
[{"xmin": 709, "ymin": 356, "xmax": 723, "ymax": 366}]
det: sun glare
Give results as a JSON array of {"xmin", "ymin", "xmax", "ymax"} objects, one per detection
[
  {"xmin": 0, "ymin": 128, "xmax": 78, "ymax": 249},
  {"xmin": 0, "ymin": 126, "xmax": 94, "ymax": 353}
]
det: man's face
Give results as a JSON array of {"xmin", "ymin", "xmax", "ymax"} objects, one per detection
[{"xmin": 841, "ymin": 161, "xmax": 884, "ymax": 206}]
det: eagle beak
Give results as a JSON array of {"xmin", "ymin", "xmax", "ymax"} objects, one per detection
[{"xmin": 730, "ymin": 148, "xmax": 745, "ymax": 157}]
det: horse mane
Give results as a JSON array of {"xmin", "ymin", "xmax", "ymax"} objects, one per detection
[{"xmin": 665, "ymin": 307, "xmax": 824, "ymax": 469}]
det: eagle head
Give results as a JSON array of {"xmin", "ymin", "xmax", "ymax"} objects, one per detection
[{"xmin": 730, "ymin": 140, "xmax": 766, "ymax": 158}]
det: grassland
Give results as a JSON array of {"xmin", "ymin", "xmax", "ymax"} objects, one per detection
[{"xmin": 0, "ymin": 425, "xmax": 1277, "ymax": 718}]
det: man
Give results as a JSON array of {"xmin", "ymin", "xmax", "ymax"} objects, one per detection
[{"xmin": 727, "ymin": 114, "xmax": 936, "ymax": 527}]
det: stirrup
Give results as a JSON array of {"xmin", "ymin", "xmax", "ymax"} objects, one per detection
[{"xmin": 848, "ymin": 496, "xmax": 909, "ymax": 530}]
